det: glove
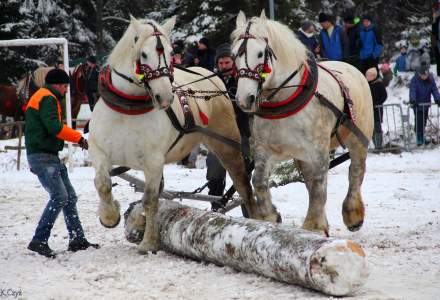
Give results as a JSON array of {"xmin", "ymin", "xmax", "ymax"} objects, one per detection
[{"xmin": 78, "ymin": 137, "xmax": 88, "ymax": 150}]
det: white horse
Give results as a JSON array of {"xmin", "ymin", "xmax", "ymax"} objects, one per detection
[
  {"xmin": 231, "ymin": 11, "xmax": 374, "ymax": 235},
  {"xmin": 89, "ymin": 16, "xmax": 259, "ymax": 254}
]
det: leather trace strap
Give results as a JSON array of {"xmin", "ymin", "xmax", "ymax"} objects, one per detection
[
  {"xmin": 315, "ymin": 91, "xmax": 369, "ymax": 148},
  {"xmin": 165, "ymin": 89, "xmax": 242, "ymax": 153}
]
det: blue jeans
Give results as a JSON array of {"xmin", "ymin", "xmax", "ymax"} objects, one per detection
[{"xmin": 27, "ymin": 153, "xmax": 85, "ymax": 243}]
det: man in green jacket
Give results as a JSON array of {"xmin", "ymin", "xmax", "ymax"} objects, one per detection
[{"xmin": 26, "ymin": 68, "xmax": 99, "ymax": 258}]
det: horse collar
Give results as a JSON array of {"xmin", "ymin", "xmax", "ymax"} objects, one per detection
[
  {"xmin": 255, "ymin": 53, "xmax": 319, "ymax": 120},
  {"xmin": 99, "ymin": 66, "xmax": 154, "ymax": 115}
]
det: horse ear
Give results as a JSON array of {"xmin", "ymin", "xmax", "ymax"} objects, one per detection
[
  {"xmin": 236, "ymin": 11, "xmax": 246, "ymax": 28},
  {"xmin": 162, "ymin": 16, "xmax": 176, "ymax": 36},
  {"xmin": 260, "ymin": 9, "xmax": 267, "ymax": 20},
  {"xmin": 130, "ymin": 15, "xmax": 142, "ymax": 35}
]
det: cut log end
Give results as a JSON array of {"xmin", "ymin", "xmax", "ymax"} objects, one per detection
[{"xmin": 309, "ymin": 240, "xmax": 369, "ymax": 296}]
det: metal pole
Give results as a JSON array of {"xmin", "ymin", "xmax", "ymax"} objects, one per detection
[
  {"xmin": 0, "ymin": 38, "xmax": 73, "ymax": 169},
  {"xmin": 269, "ymin": 0, "xmax": 275, "ymax": 20},
  {"xmin": 62, "ymin": 39, "xmax": 74, "ymax": 170}
]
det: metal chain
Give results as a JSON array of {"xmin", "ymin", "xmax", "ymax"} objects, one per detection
[{"xmin": 174, "ymin": 88, "xmax": 228, "ymax": 101}]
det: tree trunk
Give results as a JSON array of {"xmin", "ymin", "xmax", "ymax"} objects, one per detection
[{"xmin": 127, "ymin": 200, "xmax": 369, "ymax": 296}]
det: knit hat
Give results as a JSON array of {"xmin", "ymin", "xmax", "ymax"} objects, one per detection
[
  {"xmin": 199, "ymin": 37, "xmax": 209, "ymax": 48},
  {"xmin": 301, "ymin": 20, "xmax": 314, "ymax": 32},
  {"xmin": 45, "ymin": 68, "xmax": 70, "ymax": 85},
  {"xmin": 87, "ymin": 55, "xmax": 97, "ymax": 64},
  {"xmin": 361, "ymin": 15, "xmax": 373, "ymax": 22},
  {"xmin": 318, "ymin": 12, "xmax": 330, "ymax": 23},
  {"xmin": 172, "ymin": 46, "xmax": 183, "ymax": 55},
  {"xmin": 215, "ymin": 43, "xmax": 232, "ymax": 63},
  {"xmin": 418, "ymin": 63, "xmax": 429, "ymax": 76}
]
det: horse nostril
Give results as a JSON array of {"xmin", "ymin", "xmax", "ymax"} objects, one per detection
[
  {"xmin": 248, "ymin": 94, "xmax": 256, "ymax": 105},
  {"xmin": 155, "ymin": 94, "xmax": 162, "ymax": 102}
]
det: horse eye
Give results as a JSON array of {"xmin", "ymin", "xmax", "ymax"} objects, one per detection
[
  {"xmin": 141, "ymin": 52, "xmax": 147, "ymax": 59},
  {"xmin": 258, "ymin": 51, "xmax": 263, "ymax": 58}
]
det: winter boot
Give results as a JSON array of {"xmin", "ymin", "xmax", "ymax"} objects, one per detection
[{"xmin": 28, "ymin": 240, "xmax": 56, "ymax": 258}]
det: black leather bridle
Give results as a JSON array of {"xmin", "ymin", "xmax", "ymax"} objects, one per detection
[
  {"xmin": 113, "ymin": 22, "xmax": 174, "ymax": 91},
  {"xmin": 236, "ymin": 22, "xmax": 277, "ymax": 96}
]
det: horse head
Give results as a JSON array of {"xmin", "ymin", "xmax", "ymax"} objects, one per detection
[
  {"xmin": 231, "ymin": 10, "xmax": 308, "ymax": 112},
  {"xmin": 108, "ymin": 15, "xmax": 176, "ymax": 110}
]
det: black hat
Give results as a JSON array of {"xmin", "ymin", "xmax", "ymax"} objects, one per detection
[
  {"xmin": 215, "ymin": 43, "xmax": 232, "ymax": 63},
  {"xmin": 172, "ymin": 46, "xmax": 183, "ymax": 55},
  {"xmin": 318, "ymin": 12, "xmax": 329, "ymax": 23},
  {"xmin": 199, "ymin": 37, "xmax": 209, "ymax": 47},
  {"xmin": 418, "ymin": 62, "xmax": 429, "ymax": 76},
  {"xmin": 45, "ymin": 68, "xmax": 70, "ymax": 84},
  {"xmin": 361, "ymin": 15, "xmax": 373, "ymax": 22},
  {"xmin": 87, "ymin": 55, "xmax": 97, "ymax": 64}
]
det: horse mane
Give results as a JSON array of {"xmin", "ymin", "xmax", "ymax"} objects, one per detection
[
  {"xmin": 231, "ymin": 16, "xmax": 309, "ymax": 71},
  {"xmin": 107, "ymin": 19, "xmax": 168, "ymax": 68}
]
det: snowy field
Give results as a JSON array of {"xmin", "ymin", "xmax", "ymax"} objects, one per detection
[{"xmin": 0, "ymin": 141, "xmax": 439, "ymax": 300}]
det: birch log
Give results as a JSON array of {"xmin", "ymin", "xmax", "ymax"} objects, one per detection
[{"xmin": 124, "ymin": 200, "xmax": 369, "ymax": 296}]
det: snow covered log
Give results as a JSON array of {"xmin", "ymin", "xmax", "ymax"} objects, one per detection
[{"xmin": 124, "ymin": 200, "xmax": 369, "ymax": 296}]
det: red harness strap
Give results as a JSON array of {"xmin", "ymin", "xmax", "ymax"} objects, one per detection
[
  {"xmin": 98, "ymin": 66, "xmax": 154, "ymax": 115},
  {"xmin": 257, "ymin": 63, "xmax": 318, "ymax": 120}
]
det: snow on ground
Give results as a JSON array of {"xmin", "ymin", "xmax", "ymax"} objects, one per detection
[{"xmin": 0, "ymin": 143, "xmax": 439, "ymax": 300}]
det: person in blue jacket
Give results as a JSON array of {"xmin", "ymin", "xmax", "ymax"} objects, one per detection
[
  {"xmin": 394, "ymin": 45, "xmax": 407, "ymax": 75},
  {"xmin": 359, "ymin": 15, "xmax": 383, "ymax": 74},
  {"xmin": 409, "ymin": 63, "xmax": 440, "ymax": 145},
  {"xmin": 318, "ymin": 12, "xmax": 349, "ymax": 61}
]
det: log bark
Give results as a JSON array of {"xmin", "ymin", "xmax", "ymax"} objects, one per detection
[{"xmin": 126, "ymin": 200, "xmax": 369, "ymax": 296}]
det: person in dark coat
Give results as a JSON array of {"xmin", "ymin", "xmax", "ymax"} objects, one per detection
[
  {"xmin": 84, "ymin": 55, "xmax": 100, "ymax": 111},
  {"xmin": 359, "ymin": 15, "xmax": 383, "ymax": 75},
  {"xmin": 318, "ymin": 12, "xmax": 349, "ymax": 61},
  {"xmin": 297, "ymin": 20, "xmax": 319, "ymax": 56},
  {"xmin": 343, "ymin": 14, "xmax": 361, "ymax": 70},
  {"xmin": 409, "ymin": 63, "xmax": 440, "ymax": 145},
  {"xmin": 207, "ymin": 43, "xmax": 252, "ymax": 211},
  {"xmin": 195, "ymin": 37, "xmax": 216, "ymax": 71},
  {"xmin": 366, "ymin": 68, "xmax": 387, "ymax": 149}
]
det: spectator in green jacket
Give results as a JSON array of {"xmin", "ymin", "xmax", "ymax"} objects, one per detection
[{"xmin": 25, "ymin": 68, "xmax": 99, "ymax": 258}]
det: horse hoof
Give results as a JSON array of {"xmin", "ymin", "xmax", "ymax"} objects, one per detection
[
  {"xmin": 99, "ymin": 214, "xmax": 121, "ymax": 228},
  {"xmin": 348, "ymin": 221, "xmax": 363, "ymax": 232}
]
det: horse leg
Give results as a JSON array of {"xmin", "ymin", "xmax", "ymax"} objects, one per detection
[
  {"xmin": 203, "ymin": 137, "xmax": 260, "ymax": 220},
  {"xmin": 297, "ymin": 158, "xmax": 329, "ymax": 236},
  {"xmin": 252, "ymin": 147, "xmax": 281, "ymax": 222},
  {"xmin": 342, "ymin": 144, "xmax": 367, "ymax": 231},
  {"xmin": 137, "ymin": 164, "xmax": 164, "ymax": 254},
  {"xmin": 93, "ymin": 155, "xmax": 121, "ymax": 228}
]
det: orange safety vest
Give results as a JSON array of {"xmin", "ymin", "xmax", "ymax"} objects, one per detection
[{"xmin": 26, "ymin": 88, "xmax": 82, "ymax": 143}]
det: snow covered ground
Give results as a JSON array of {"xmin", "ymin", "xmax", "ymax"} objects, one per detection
[{"xmin": 0, "ymin": 142, "xmax": 439, "ymax": 300}]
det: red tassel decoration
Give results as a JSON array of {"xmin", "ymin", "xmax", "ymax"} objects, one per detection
[
  {"xmin": 199, "ymin": 111, "xmax": 209, "ymax": 125},
  {"xmin": 263, "ymin": 63, "xmax": 272, "ymax": 74}
]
